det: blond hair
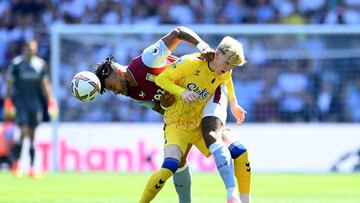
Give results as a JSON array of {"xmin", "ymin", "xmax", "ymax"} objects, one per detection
[{"xmin": 217, "ymin": 36, "xmax": 246, "ymax": 66}]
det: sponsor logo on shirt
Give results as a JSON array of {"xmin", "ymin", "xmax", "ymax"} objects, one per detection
[
  {"xmin": 187, "ymin": 82, "xmax": 209, "ymax": 99},
  {"xmin": 151, "ymin": 47, "xmax": 159, "ymax": 55},
  {"xmin": 146, "ymin": 73, "xmax": 156, "ymax": 82}
]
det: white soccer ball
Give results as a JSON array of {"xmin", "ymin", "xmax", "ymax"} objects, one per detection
[{"xmin": 70, "ymin": 71, "xmax": 101, "ymax": 102}]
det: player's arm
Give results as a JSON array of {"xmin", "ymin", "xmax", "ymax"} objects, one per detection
[
  {"xmin": 155, "ymin": 67, "xmax": 186, "ymax": 98},
  {"xmin": 152, "ymin": 92, "xmax": 175, "ymax": 114},
  {"xmin": 225, "ymin": 76, "xmax": 247, "ymax": 124},
  {"xmin": 41, "ymin": 70, "xmax": 58, "ymax": 120},
  {"xmin": 5, "ymin": 66, "xmax": 14, "ymax": 99},
  {"xmin": 142, "ymin": 27, "xmax": 214, "ymax": 68},
  {"xmin": 134, "ymin": 100, "xmax": 165, "ymax": 114},
  {"xmin": 162, "ymin": 26, "xmax": 215, "ymax": 61},
  {"xmin": 41, "ymin": 77, "xmax": 55, "ymax": 100},
  {"xmin": 161, "ymin": 26, "xmax": 210, "ymax": 52},
  {"xmin": 132, "ymin": 91, "xmax": 175, "ymax": 115},
  {"xmin": 4, "ymin": 63, "xmax": 16, "ymax": 118},
  {"xmin": 155, "ymin": 55, "xmax": 201, "ymax": 103}
]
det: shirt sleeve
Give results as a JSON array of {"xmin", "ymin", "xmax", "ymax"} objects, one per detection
[
  {"xmin": 141, "ymin": 39, "xmax": 171, "ymax": 68},
  {"xmin": 155, "ymin": 55, "xmax": 200, "ymax": 97},
  {"xmin": 6, "ymin": 61, "xmax": 16, "ymax": 81},
  {"xmin": 226, "ymin": 76, "xmax": 236, "ymax": 101},
  {"xmin": 134, "ymin": 99, "xmax": 155, "ymax": 109}
]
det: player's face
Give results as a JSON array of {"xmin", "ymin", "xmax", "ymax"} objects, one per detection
[
  {"xmin": 23, "ymin": 41, "xmax": 38, "ymax": 57},
  {"xmin": 211, "ymin": 50, "xmax": 233, "ymax": 76},
  {"xmin": 104, "ymin": 72, "xmax": 130, "ymax": 96}
]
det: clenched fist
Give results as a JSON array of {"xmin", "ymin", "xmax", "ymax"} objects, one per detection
[{"xmin": 160, "ymin": 91, "xmax": 176, "ymax": 109}]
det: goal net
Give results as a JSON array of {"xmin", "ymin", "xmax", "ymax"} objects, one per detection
[{"xmin": 51, "ymin": 24, "xmax": 360, "ymax": 123}]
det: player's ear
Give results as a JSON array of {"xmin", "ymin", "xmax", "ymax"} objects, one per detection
[
  {"xmin": 112, "ymin": 62, "xmax": 127, "ymax": 72},
  {"xmin": 214, "ymin": 49, "xmax": 221, "ymax": 59},
  {"xmin": 113, "ymin": 68, "xmax": 124, "ymax": 77}
]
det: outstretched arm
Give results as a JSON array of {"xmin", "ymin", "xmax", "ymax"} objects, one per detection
[
  {"xmin": 141, "ymin": 26, "xmax": 214, "ymax": 69},
  {"xmin": 161, "ymin": 26, "xmax": 214, "ymax": 60},
  {"xmin": 226, "ymin": 78, "xmax": 247, "ymax": 124}
]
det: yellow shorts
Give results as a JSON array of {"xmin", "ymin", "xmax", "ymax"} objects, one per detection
[{"xmin": 164, "ymin": 125, "xmax": 211, "ymax": 157}]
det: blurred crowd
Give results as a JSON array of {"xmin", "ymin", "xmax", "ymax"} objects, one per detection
[{"xmin": 1, "ymin": 0, "xmax": 360, "ymax": 123}]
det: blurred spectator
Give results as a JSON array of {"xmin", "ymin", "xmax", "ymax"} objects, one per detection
[
  {"xmin": 345, "ymin": 78, "xmax": 360, "ymax": 122},
  {"xmin": 255, "ymin": 0, "xmax": 276, "ymax": 23},
  {"xmin": 223, "ymin": 0, "xmax": 248, "ymax": 24},
  {"xmin": 324, "ymin": 0, "xmax": 360, "ymax": 24},
  {"xmin": 316, "ymin": 80, "xmax": 342, "ymax": 122},
  {"xmin": 168, "ymin": 0, "xmax": 195, "ymax": 24},
  {"xmin": 232, "ymin": 64, "xmax": 265, "ymax": 122},
  {"xmin": 283, "ymin": 1, "xmax": 307, "ymax": 24},
  {"xmin": 272, "ymin": 61, "xmax": 310, "ymax": 122},
  {"xmin": 254, "ymin": 67, "xmax": 279, "ymax": 122}
]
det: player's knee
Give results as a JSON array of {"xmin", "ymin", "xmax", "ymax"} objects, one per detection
[
  {"xmin": 229, "ymin": 141, "xmax": 248, "ymax": 159},
  {"xmin": 202, "ymin": 116, "xmax": 223, "ymax": 138},
  {"xmin": 161, "ymin": 157, "xmax": 180, "ymax": 173},
  {"xmin": 202, "ymin": 116, "xmax": 224, "ymax": 148}
]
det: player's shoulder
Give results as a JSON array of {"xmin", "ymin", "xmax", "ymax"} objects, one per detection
[
  {"xmin": 31, "ymin": 56, "xmax": 46, "ymax": 68},
  {"xmin": 12, "ymin": 56, "xmax": 24, "ymax": 66},
  {"xmin": 176, "ymin": 53, "xmax": 205, "ymax": 65},
  {"xmin": 218, "ymin": 70, "xmax": 232, "ymax": 81},
  {"xmin": 32, "ymin": 56, "xmax": 46, "ymax": 64}
]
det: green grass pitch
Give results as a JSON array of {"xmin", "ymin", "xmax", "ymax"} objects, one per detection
[{"xmin": 1, "ymin": 172, "xmax": 359, "ymax": 203}]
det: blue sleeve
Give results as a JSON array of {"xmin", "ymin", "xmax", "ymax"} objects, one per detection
[{"xmin": 141, "ymin": 39, "xmax": 171, "ymax": 68}]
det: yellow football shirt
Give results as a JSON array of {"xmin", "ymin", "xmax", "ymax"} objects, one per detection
[{"xmin": 155, "ymin": 53, "xmax": 234, "ymax": 131}]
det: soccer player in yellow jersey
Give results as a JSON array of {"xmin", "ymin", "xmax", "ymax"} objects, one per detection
[{"xmin": 139, "ymin": 36, "xmax": 251, "ymax": 203}]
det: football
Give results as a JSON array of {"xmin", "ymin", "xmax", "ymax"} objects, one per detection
[{"xmin": 70, "ymin": 71, "xmax": 101, "ymax": 102}]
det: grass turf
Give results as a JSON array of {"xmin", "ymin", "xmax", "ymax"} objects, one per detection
[{"xmin": 0, "ymin": 172, "xmax": 359, "ymax": 203}]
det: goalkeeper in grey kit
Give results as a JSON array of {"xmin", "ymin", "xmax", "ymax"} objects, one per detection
[{"xmin": 4, "ymin": 39, "xmax": 58, "ymax": 179}]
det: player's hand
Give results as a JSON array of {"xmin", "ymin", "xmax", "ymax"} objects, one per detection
[
  {"xmin": 182, "ymin": 90, "xmax": 200, "ymax": 103},
  {"xmin": 160, "ymin": 91, "xmax": 175, "ymax": 109},
  {"xmin": 230, "ymin": 104, "xmax": 247, "ymax": 125},
  {"xmin": 48, "ymin": 98, "xmax": 59, "ymax": 121},
  {"xmin": 4, "ymin": 97, "xmax": 16, "ymax": 119},
  {"xmin": 200, "ymin": 47, "xmax": 215, "ymax": 62}
]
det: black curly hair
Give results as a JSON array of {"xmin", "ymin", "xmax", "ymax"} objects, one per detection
[{"xmin": 93, "ymin": 56, "xmax": 114, "ymax": 94}]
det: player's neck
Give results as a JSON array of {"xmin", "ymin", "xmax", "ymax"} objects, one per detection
[
  {"xmin": 24, "ymin": 54, "xmax": 33, "ymax": 62},
  {"xmin": 208, "ymin": 61, "xmax": 215, "ymax": 72},
  {"xmin": 125, "ymin": 68, "xmax": 137, "ymax": 86}
]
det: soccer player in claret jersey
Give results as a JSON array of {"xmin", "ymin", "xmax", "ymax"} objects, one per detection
[
  {"xmin": 94, "ymin": 28, "xmax": 252, "ymax": 202},
  {"xmin": 94, "ymin": 26, "xmax": 214, "ymax": 203},
  {"xmin": 139, "ymin": 36, "xmax": 251, "ymax": 203}
]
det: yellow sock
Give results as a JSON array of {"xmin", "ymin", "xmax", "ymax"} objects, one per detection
[
  {"xmin": 139, "ymin": 168, "xmax": 173, "ymax": 203},
  {"xmin": 234, "ymin": 151, "xmax": 251, "ymax": 194}
]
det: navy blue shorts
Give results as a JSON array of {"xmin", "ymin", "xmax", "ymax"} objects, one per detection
[{"xmin": 15, "ymin": 108, "xmax": 43, "ymax": 128}]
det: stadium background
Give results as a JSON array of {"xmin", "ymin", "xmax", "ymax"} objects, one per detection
[{"xmin": 1, "ymin": 0, "xmax": 360, "ymax": 203}]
